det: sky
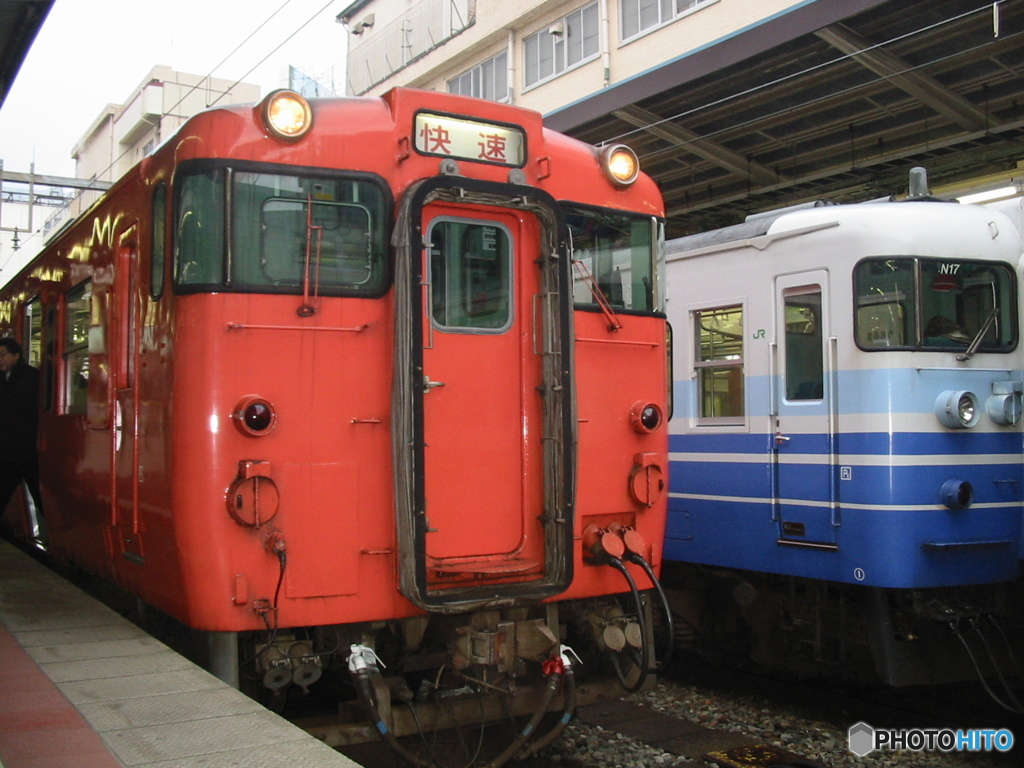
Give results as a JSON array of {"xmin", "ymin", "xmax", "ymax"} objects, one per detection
[{"xmin": 0, "ymin": 0, "xmax": 348, "ymax": 178}]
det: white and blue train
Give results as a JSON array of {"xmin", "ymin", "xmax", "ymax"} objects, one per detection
[{"xmin": 662, "ymin": 170, "xmax": 1024, "ymax": 699}]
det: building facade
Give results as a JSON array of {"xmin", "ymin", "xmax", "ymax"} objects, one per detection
[
  {"xmin": 1, "ymin": 67, "xmax": 259, "ymax": 282},
  {"xmin": 51, "ymin": 67, "xmax": 259, "ymax": 243},
  {"xmin": 339, "ymin": 0, "xmax": 804, "ymax": 115},
  {"xmin": 72, "ymin": 65, "xmax": 260, "ymax": 186}
]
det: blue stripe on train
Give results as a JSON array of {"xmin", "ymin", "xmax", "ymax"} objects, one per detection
[
  {"xmin": 669, "ymin": 458, "xmax": 1022, "ymax": 506},
  {"xmin": 664, "ymin": 496, "xmax": 1021, "ymax": 588},
  {"xmin": 674, "ymin": 367, "xmax": 1024, "ymax": 420},
  {"xmin": 669, "ymin": 430, "xmax": 1023, "ymax": 456}
]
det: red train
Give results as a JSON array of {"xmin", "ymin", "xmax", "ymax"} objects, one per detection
[{"xmin": 0, "ymin": 87, "xmax": 668, "ymax": 760}]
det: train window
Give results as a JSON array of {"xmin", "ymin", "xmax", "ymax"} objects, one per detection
[
  {"xmin": 175, "ymin": 170, "xmax": 226, "ymax": 286},
  {"xmin": 784, "ymin": 290, "xmax": 823, "ymax": 401},
  {"xmin": 151, "ymin": 184, "xmax": 166, "ymax": 299},
  {"xmin": 174, "ymin": 167, "xmax": 388, "ymax": 297},
  {"xmin": 428, "ymin": 218, "xmax": 512, "ymax": 332},
  {"xmin": 694, "ymin": 305, "xmax": 744, "ymax": 423},
  {"xmin": 24, "ymin": 297, "xmax": 42, "ymax": 368},
  {"xmin": 855, "ymin": 257, "xmax": 1016, "ymax": 352},
  {"xmin": 63, "ymin": 282, "xmax": 91, "ymax": 416},
  {"xmin": 44, "ymin": 307, "xmax": 56, "ymax": 412},
  {"xmin": 233, "ymin": 172, "xmax": 388, "ymax": 296},
  {"xmin": 565, "ymin": 207, "xmax": 660, "ymax": 313}
]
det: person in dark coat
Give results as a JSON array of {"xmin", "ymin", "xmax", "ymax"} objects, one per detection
[{"xmin": 0, "ymin": 337, "xmax": 44, "ymax": 541}]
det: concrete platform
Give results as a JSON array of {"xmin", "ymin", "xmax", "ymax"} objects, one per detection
[{"xmin": 0, "ymin": 537, "xmax": 362, "ymax": 768}]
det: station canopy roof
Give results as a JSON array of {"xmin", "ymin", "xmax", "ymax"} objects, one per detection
[
  {"xmin": 4, "ymin": 1, "xmax": 1022, "ymax": 240},
  {"xmin": 547, "ymin": 0, "xmax": 1024, "ymax": 238},
  {"xmin": 0, "ymin": 0, "xmax": 53, "ymax": 109}
]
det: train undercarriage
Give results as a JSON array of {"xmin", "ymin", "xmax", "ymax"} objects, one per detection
[
  {"xmin": 182, "ymin": 595, "xmax": 665, "ymax": 764},
  {"xmin": 664, "ymin": 562, "xmax": 1024, "ymax": 711}
]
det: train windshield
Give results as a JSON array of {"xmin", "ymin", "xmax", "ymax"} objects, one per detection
[
  {"xmin": 564, "ymin": 207, "xmax": 662, "ymax": 313},
  {"xmin": 854, "ymin": 257, "xmax": 1017, "ymax": 352},
  {"xmin": 174, "ymin": 166, "xmax": 388, "ymax": 296}
]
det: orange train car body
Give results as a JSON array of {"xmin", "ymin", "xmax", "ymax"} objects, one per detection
[{"xmin": 1, "ymin": 87, "xmax": 668, "ymax": 750}]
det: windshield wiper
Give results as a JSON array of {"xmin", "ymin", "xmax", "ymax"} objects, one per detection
[
  {"xmin": 957, "ymin": 306, "xmax": 998, "ymax": 362},
  {"xmin": 298, "ymin": 196, "xmax": 323, "ymax": 317}
]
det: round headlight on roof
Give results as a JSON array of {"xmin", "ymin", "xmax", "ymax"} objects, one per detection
[
  {"xmin": 259, "ymin": 89, "xmax": 313, "ymax": 142},
  {"xmin": 599, "ymin": 144, "xmax": 640, "ymax": 188}
]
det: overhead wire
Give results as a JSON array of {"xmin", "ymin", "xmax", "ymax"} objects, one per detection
[
  {"xmin": 6, "ymin": 2, "xmax": 1011, "ymax": 271},
  {"xmin": 637, "ymin": 26, "xmax": 1024, "ymax": 173},
  {"xmin": 1, "ymin": 0, "xmax": 337, "ymax": 275},
  {"xmin": 208, "ymin": 0, "xmax": 338, "ymax": 109},
  {"xmin": 601, "ymin": 3, "xmax": 1006, "ymax": 156}
]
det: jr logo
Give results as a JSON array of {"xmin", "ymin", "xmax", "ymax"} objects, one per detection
[{"xmin": 752, "ymin": 329, "xmax": 766, "ymax": 339}]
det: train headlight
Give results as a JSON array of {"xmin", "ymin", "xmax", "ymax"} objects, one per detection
[
  {"xmin": 258, "ymin": 89, "xmax": 313, "ymax": 142},
  {"xmin": 934, "ymin": 390, "xmax": 980, "ymax": 429},
  {"xmin": 600, "ymin": 144, "xmax": 640, "ymax": 188},
  {"xmin": 233, "ymin": 396, "xmax": 277, "ymax": 436}
]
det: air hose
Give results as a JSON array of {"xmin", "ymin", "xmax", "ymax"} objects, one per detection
[
  {"xmin": 949, "ymin": 621, "xmax": 1024, "ymax": 714},
  {"xmin": 481, "ymin": 661, "xmax": 564, "ymax": 768},
  {"xmin": 348, "ymin": 645, "xmax": 436, "ymax": 768},
  {"xmin": 605, "ymin": 555, "xmax": 650, "ymax": 693},
  {"xmin": 516, "ymin": 647, "xmax": 579, "ymax": 760},
  {"xmin": 348, "ymin": 644, "xmax": 569, "ymax": 768},
  {"xmin": 624, "ymin": 551, "xmax": 674, "ymax": 672}
]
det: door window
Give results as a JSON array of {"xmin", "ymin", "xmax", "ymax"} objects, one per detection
[
  {"xmin": 784, "ymin": 289, "xmax": 823, "ymax": 401},
  {"xmin": 64, "ymin": 282, "xmax": 91, "ymax": 415},
  {"xmin": 428, "ymin": 219, "xmax": 512, "ymax": 332}
]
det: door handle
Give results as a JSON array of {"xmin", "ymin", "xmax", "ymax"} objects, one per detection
[
  {"xmin": 774, "ymin": 432, "xmax": 790, "ymax": 445},
  {"xmin": 423, "ymin": 375, "xmax": 445, "ymax": 393}
]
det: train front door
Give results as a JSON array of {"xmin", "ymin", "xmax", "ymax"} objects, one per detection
[
  {"xmin": 111, "ymin": 223, "xmax": 143, "ymax": 563},
  {"xmin": 772, "ymin": 270, "xmax": 838, "ymax": 547},
  {"xmin": 418, "ymin": 204, "xmax": 546, "ymax": 576}
]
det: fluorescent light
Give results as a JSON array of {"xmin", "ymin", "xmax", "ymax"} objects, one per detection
[{"xmin": 957, "ymin": 186, "xmax": 1018, "ymax": 204}]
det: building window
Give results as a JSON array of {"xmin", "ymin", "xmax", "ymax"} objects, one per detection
[
  {"xmin": 524, "ymin": 2, "xmax": 599, "ymax": 88},
  {"xmin": 694, "ymin": 305, "xmax": 744, "ymax": 423},
  {"xmin": 449, "ymin": 51, "xmax": 509, "ymax": 102},
  {"xmin": 621, "ymin": 0, "xmax": 710, "ymax": 42}
]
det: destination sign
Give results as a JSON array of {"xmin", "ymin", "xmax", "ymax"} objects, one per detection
[{"xmin": 414, "ymin": 112, "xmax": 525, "ymax": 166}]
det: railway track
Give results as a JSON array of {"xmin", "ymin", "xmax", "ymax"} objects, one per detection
[
  {"xmin": 41, "ymin": 543, "xmax": 1024, "ymax": 768},
  {"xmin": 329, "ymin": 656, "xmax": 1021, "ymax": 767}
]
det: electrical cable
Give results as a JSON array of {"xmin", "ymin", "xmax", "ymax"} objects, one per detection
[
  {"xmin": 605, "ymin": 555, "xmax": 650, "ymax": 693},
  {"xmin": 480, "ymin": 669, "xmax": 563, "ymax": 768},
  {"xmin": 624, "ymin": 551, "xmax": 674, "ymax": 672},
  {"xmin": 949, "ymin": 620, "xmax": 1024, "ymax": 714},
  {"xmin": 606, "ymin": 3, "xmax": 1008, "ymax": 149},
  {"xmin": 1, "ymin": 0, "xmax": 336, "ymax": 274},
  {"xmin": 162, "ymin": 0, "xmax": 298, "ymax": 119},
  {"xmin": 969, "ymin": 618, "xmax": 1024, "ymax": 712},
  {"xmin": 516, "ymin": 660, "xmax": 577, "ymax": 760},
  {"xmin": 988, "ymin": 614, "xmax": 1024, "ymax": 699},
  {"xmin": 403, "ymin": 679, "xmax": 487, "ymax": 768},
  {"xmin": 208, "ymin": 0, "xmax": 337, "ymax": 110}
]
